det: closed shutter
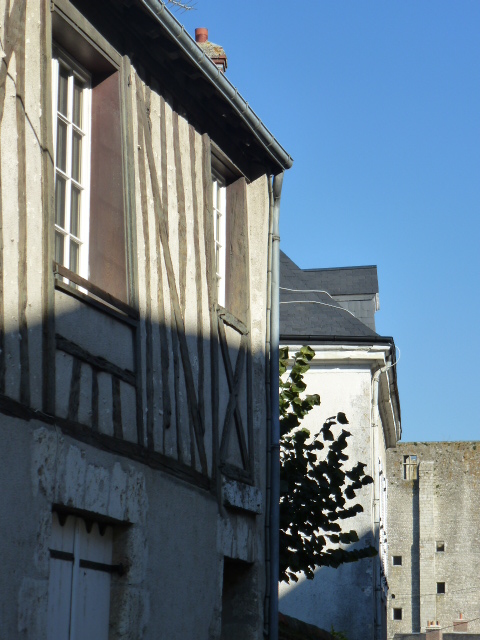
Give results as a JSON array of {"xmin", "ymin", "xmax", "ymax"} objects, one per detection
[
  {"xmin": 225, "ymin": 177, "xmax": 248, "ymax": 323},
  {"xmin": 47, "ymin": 513, "xmax": 113, "ymax": 640},
  {"xmin": 89, "ymin": 71, "xmax": 127, "ymax": 303}
]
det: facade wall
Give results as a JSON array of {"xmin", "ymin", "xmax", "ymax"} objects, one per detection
[
  {"xmin": 387, "ymin": 442, "xmax": 480, "ymax": 638},
  {"xmin": 0, "ymin": 1, "xmax": 273, "ymax": 638},
  {"xmin": 279, "ymin": 347, "xmax": 396, "ymax": 640}
]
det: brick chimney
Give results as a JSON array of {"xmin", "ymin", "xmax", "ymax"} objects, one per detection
[
  {"xmin": 453, "ymin": 613, "xmax": 468, "ymax": 632},
  {"xmin": 195, "ymin": 28, "xmax": 228, "ymax": 73},
  {"xmin": 426, "ymin": 621, "xmax": 442, "ymax": 640}
]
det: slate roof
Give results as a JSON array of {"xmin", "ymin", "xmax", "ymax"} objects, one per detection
[
  {"xmin": 280, "ymin": 251, "xmax": 379, "ymax": 339},
  {"xmin": 303, "ymin": 265, "xmax": 379, "ymax": 296}
]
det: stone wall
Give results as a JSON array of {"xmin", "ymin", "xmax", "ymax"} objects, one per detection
[{"xmin": 387, "ymin": 442, "xmax": 480, "ymax": 638}]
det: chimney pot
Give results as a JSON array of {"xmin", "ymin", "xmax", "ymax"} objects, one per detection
[{"xmin": 195, "ymin": 28, "xmax": 208, "ymax": 43}]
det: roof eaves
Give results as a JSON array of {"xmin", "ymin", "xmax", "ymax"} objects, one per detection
[{"xmin": 137, "ymin": 0, "xmax": 293, "ymax": 173}]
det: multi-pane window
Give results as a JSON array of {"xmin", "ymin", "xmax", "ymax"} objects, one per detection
[
  {"xmin": 213, "ymin": 177, "xmax": 226, "ymax": 306},
  {"xmin": 52, "ymin": 51, "xmax": 91, "ymax": 279}
]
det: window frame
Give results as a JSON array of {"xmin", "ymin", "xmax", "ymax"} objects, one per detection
[
  {"xmin": 51, "ymin": 0, "xmax": 133, "ymax": 310},
  {"xmin": 393, "ymin": 608, "xmax": 403, "ymax": 620},
  {"xmin": 212, "ymin": 172, "xmax": 227, "ymax": 307},
  {"xmin": 403, "ymin": 454, "xmax": 418, "ymax": 480},
  {"xmin": 437, "ymin": 582, "xmax": 446, "ymax": 594},
  {"xmin": 52, "ymin": 46, "xmax": 92, "ymax": 281}
]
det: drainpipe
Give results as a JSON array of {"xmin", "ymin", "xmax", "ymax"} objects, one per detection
[
  {"xmin": 371, "ymin": 363, "xmax": 381, "ymax": 640},
  {"xmin": 371, "ymin": 345, "xmax": 396, "ymax": 639},
  {"xmin": 264, "ymin": 178, "xmax": 274, "ymax": 637},
  {"xmin": 268, "ymin": 171, "xmax": 284, "ymax": 640}
]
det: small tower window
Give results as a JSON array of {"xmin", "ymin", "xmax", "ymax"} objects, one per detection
[
  {"xmin": 437, "ymin": 582, "xmax": 446, "ymax": 594},
  {"xmin": 403, "ymin": 454, "xmax": 418, "ymax": 480},
  {"xmin": 392, "ymin": 556, "xmax": 402, "ymax": 566},
  {"xmin": 393, "ymin": 608, "xmax": 403, "ymax": 620}
]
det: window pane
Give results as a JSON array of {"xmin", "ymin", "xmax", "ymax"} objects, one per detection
[
  {"xmin": 70, "ymin": 240, "xmax": 79, "ymax": 274},
  {"xmin": 56, "ymin": 120, "xmax": 67, "ymax": 173},
  {"xmin": 55, "ymin": 231, "xmax": 64, "ymax": 265},
  {"xmin": 55, "ymin": 176, "xmax": 66, "ymax": 228},
  {"xmin": 57, "ymin": 66, "xmax": 68, "ymax": 115},
  {"xmin": 72, "ymin": 132, "xmax": 82, "ymax": 182},
  {"xmin": 70, "ymin": 186, "xmax": 81, "ymax": 237},
  {"xmin": 73, "ymin": 79, "xmax": 83, "ymax": 128}
]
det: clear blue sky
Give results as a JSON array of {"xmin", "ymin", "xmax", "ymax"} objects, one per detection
[{"xmin": 176, "ymin": 1, "xmax": 480, "ymax": 442}]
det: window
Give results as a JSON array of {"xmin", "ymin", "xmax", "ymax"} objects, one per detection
[
  {"xmin": 403, "ymin": 454, "xmax": 418, "ymax": 480},
  {"xmin": 393, "ymin": 608, "xmax": 403, "ymax": 620},
  {"xmin": 213, "ymin": 176, "xmax": 226, "ymax": 307},
  {"xmin": 392, "ymin": 555, "xmax": 402, "ymax": 566},
  {"xmin": 53, "ymin": 52, "xmax": 91, "ymax": 280},
  {"xmin": 47, "ymin": 512, "xmax": 116, "ymax": 640},
  {"xmin": 52, "ymin": 8, "xmax": 128, "ymax": 304},
  {"xmin": 436, "ymin": 541, "xmax": 445, "ymax": 552},
  {"xmin": 437, "ymin": 582, "xmax": 445, "ymax": 594},
  {"xmin": 211, "ymin": 145, "xmax": 249, "ymax": 322}
]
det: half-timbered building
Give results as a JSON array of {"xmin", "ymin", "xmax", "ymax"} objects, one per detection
[{"xmin": 0, "ymin": 1, "xmax": 292, "ymax": 638}]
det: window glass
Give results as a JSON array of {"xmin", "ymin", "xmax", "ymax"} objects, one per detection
[
  {"xmin": 72, "ymin": 132, "xmax": 82, "ymax": 182},
  {"xmin": 73, "ymin": 79, "xmax": 83, "ymax": 127},
  {"xmin": 58, "ymin": 66, "xmax": 68, "ymax": 115},
  {"xmin": 56, "ymin": 120, "xmax": 67, "ymax": 173},
  {"xmin": 55, "ymin": 177, "xmax": 66, "ymax": 228},
  {"xmin": 52, "ymin": 52, "xmax": 90, "ymax": 280}
]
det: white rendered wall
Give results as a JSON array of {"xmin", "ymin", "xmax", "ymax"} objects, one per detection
[{"xmin": 279, "ymin": 361, "xmax": 378, "ymax": 639}]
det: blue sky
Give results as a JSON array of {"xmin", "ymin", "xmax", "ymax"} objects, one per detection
[{"xmin": 176, "ymin": 1, "xmax": 480, "ymax": 442}]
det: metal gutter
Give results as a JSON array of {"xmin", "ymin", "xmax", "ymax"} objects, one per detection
[
  {"xmin": 280, "ymin": 334, "xmax": 395, "ymax": 345},
  {"xmin": 137, "ymin": 0, "xmax": 293, "ymax": 173},
  {"xmin": 264, "ymin": 177, "xmax": 274, "ymax": 638},
  {"xmin": 269, "ymin": 172, "xmax": 284, "ymax": 640}
]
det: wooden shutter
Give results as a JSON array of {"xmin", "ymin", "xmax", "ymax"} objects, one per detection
[
  {"xmin": 89, "ymin": 71, "xmax": 127, "ymax": 303},
  {"xmin": 47, "ymin": 514, "xmax": 113, "ymax": 640},
  {"xmin": 71, "ymin": 519, "xmax": 112, "ymax": 640},
  {"xmin": 225, "ymin": 177, "xmax": 249, "ymax": 323},
  {"xmin": 47, "ymin": 513, "xmax": 76, "ymax": 640}
]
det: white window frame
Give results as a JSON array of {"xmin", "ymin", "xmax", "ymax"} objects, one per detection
[
  {"xmin": 213, "ymin": 175, "xmax": 226, "ymax": 307},
  {"xmin": 52, "ymin": 47, "xmax": 91, "ymax": 280}
]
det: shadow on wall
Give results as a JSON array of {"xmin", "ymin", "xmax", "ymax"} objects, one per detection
[
  {"xmin": 0, "ymin": 293, "xmax": 261, "ymax": 485},
  {"xmin": 411, "ymin": 477, "xmax": 420, "ymax": 632},
  {"xmin": 279, "ymin": 532, "xmax": 379, "ymax": 640}
]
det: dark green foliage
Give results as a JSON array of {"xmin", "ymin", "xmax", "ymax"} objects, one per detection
[{"xmin": 279, "ymin": 346, "xmax": 377, "ymax": 584}]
